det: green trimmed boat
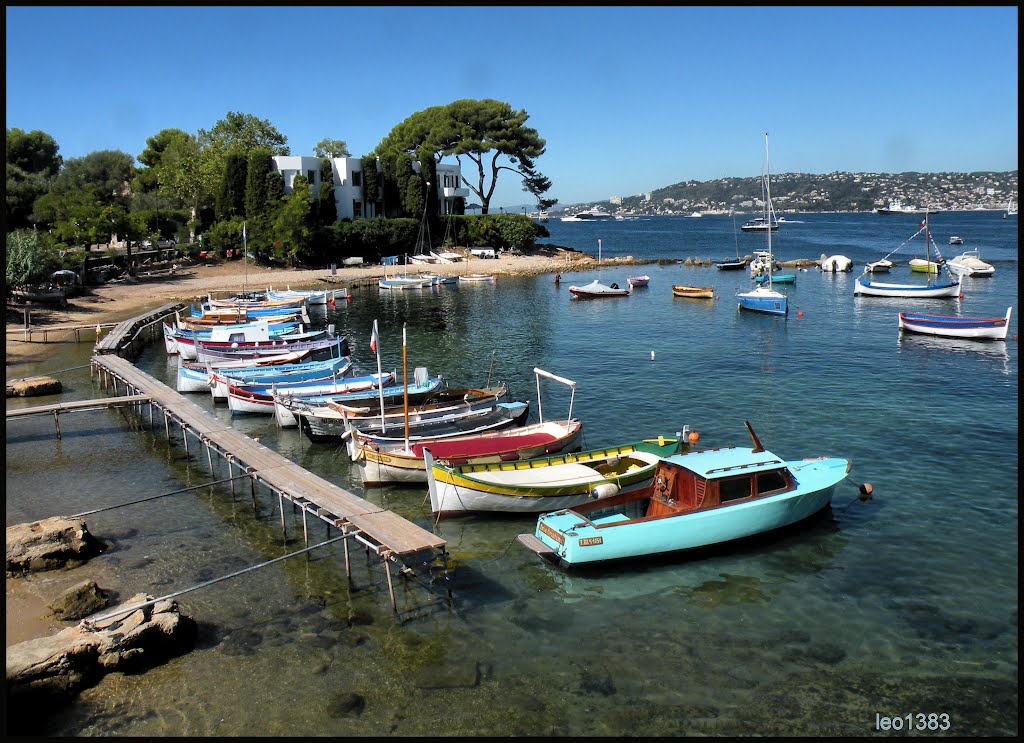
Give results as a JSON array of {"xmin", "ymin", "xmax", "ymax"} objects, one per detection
[{"xmin": 424, "ymin": 435, "xmax": 683, "ymax": 517}]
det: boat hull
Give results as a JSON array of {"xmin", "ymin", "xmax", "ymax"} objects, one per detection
[
  {"xmin": 671, "ymin": 286, "xmax": 714, "ymax": 299},
  {"xmin": 898, "ymin": 307, "xmax": 1011, "ymax": 341},
  {"xmin": 354, "ymin": 420, "xmax": 584, "ymax": 486},
  {"xmin": 529, "ymin": 456, "xmax": 849, "ymax": 567},
  {"xmin": 425, "ymin": 437, "xmax": 680, "ymax": 517},
  {"xmin": 737, "ymin": 287, "xmax": 787, "ymax": 315},
  {"xmin": 854, "ymin": 277, "xmax": 962, "ymax": 298}
]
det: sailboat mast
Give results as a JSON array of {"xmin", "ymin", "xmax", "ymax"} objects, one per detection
[{"xmin": 764, "ymin": 132, "xmax": 773, "ymax": 291}]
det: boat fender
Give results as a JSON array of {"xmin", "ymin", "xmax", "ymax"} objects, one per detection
[{"xmin": 590, "ymin": 482, "xmax": 619, "ymax": 500}]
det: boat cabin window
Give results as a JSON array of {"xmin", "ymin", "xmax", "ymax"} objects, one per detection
[
  {"xmin": 756, "ymin": 469, "xmax": 789, "ymax": 495},
  {"xmin": 718, "ymin": 475, "xmax": 752, "ymax": 503},
  {"xmin": 227, "ymin": 332, "xmax": 246, "ymax": 343}
]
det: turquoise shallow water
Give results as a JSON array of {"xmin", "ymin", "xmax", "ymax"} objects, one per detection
[{"xmin": 6, "ymin": 211, "xmax": 1018, "ymax": 735}]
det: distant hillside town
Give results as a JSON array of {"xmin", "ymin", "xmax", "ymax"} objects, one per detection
[{"xmin": 554, "ymin": 171, "xmax": 1018, "ymax": 216}]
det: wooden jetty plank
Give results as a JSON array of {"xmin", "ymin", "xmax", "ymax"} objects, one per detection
[
  {"xmin": 346, "ymin": 511, "xmax": 447, "ymax": 555},
  {"xmin": 95, "ymin": 302, "xmax": 184, "ymax": 353},
  {"xmin": 6, "ymin": 395, "xmax": 152, "ymax": 418},
  {"xmin": 91, "ymin": 354, "xmax": 446, "ymax": 557}
]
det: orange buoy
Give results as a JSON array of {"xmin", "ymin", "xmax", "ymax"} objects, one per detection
[
  {"xmin": 797, "ymin": 310, "xmax": 803, "ymax": 318},
  {"xmin": 858, "ymin": 482, "xmax": 873, "ymax": 501},
  {"xmin": 687, "ymin": 431, "xmax": 700, "ymax": 444}
]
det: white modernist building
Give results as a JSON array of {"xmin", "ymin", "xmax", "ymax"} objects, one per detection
[{"xmin": 271, "ymin": 155, "xmax": 469, "ymax": 221}]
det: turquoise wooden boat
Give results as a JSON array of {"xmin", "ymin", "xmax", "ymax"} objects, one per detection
[
  {"xmin": 754, "ymin": 272, "xmax": 796, "ymax": 284},
  {"xmin": 518, "ymin": 421, "xmax": 851, "ymax": 568}
]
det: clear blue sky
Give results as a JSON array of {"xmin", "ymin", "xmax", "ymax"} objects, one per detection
[{"xmin": 6, "ymin": 6, "xmax": 1019, "ymax": 210}]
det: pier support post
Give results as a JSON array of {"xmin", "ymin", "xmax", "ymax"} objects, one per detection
[{"xmin": 383, "ymin": 553, "xmax": 396, "ymax": 612}]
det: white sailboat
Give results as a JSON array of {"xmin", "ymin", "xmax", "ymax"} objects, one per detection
[
  {"xmin": 854, "ymin": 213, "xmax": 963, "ymax": 298},
  {"xmin": 737, "ymin": 134, "xmax": 787, "ymax": 316}
]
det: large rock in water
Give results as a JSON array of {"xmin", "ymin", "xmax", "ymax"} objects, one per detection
[
  {"xmin": 6, "ymin": 517, "xmax": 105, "ymax": 575},
  {"xmin": 6, "ymin": 376, "xmax": 62, "ymax": 397},
  {"xmin": 5, "ymin": 593, "xmax": 197, "ymax": 734}
]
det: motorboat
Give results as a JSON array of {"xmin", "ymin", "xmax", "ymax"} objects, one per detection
[
  {"xmin": 865, "ymin": 259, "xmax": 893, "ymax": 273},
  {"xmin": 946, "ymin": 250, "xmax": 995, "ymax": 277},
  {"xmin": 569, "ymin": 280, "xmax": 630, "ymax": 298},
  {"xmin": 560, "ymin": 207, "xmax": 614, "ymax": 221},
  {"xmin": 627, "ymin": 275, "xmax": 650, "ymax": 288},
  {"xmin": 874, "ymin": 198, "xmax": 922, "ymax": 215},
  {"xmin": 517, "ymin": 420, "xmax": 852, "ymax": 569},
  {"xmin": 948, "ymin": 235, "xmax": 964, "ymax": 245},
  {"xmin": 740, "ymin": 216, "xmax": 779, "ymax": 232},
  {"xmin": 819, "ymin": 255, "xmax": 853, "ymax": 272}
]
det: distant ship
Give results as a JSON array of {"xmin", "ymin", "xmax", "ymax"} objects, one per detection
[
  {"xmin": 874, "ymin": 198, "xmax": 938, "ymax": 215},
  {"xmin": 561, "ymin": 207, "xmax": 615, "ymax": 222}
]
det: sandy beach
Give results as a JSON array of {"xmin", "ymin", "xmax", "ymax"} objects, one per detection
[{"xmin": 6, "ymin": 245, "xmax": 649, "ymax": 368}]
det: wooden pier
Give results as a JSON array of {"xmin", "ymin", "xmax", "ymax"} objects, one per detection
[
  {"xmin": 6, "ymin": 395, "xmax": 152, "ymax": 438},
  {"xmin": 93, "ymin": 302, "xmax": 187, "ymax": 357},
  {"xmin": 90, "ymin": 354, "xmax": 449, "ymax": 612}
]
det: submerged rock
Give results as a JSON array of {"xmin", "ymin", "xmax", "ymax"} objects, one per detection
[
  {"xmin": 6, "ymin": 517, "xmax": 105, "ymax": 575},
  {"xmin": 6, "ymin": 376, "xmax": 62, "ymax": 397},
  {"xmin": 6, "ymin": 593, "xmax": 197, "ymax": 734},
  {"xmin": 49, "ymin": 579, "xmax": 109, "ymax": 620}
]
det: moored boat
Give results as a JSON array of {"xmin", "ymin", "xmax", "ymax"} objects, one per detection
[
  {"xmin": 458, "ymin": 273, "xmax": 497, "ymax": 283},
  {"xmin": 898, "ymin": 307, "xmax": 1012, "ymax": 341},
  {"xmin": 946, "ymin": 249, "xmax": 995, "ymax": 277},
  {"xmin": 296, "ymin": 386, "xmax": 512, "ymax": 442},
  {"xmin": 424, "ymin": 434, "xmax": 683, "ymax": 517},
  {"xmin": 854, "ymin": 214, "xmax": 963, "ymax": 299},
  {"xmin": 569, "ymin": 279, "xmax": 630, "ymax": 298},
  {"xmin": 671, "ymin": 285, "xmax": 714, "ymax": 299},
  {"xmin": 517, "ymin": 420, "xmax": 852, "ymax": 569},
  {"xmin": 627, "ymin": 275, "xmax": 650, "ymax": 288},
  {"xmin": 227, "ymin": 372, "xmax": 393, "ymax": 415},
  {"xmin": 350, "ymin": 367, "xmax": 583, "ymax": 486},
  {"xmin": 738, "ymin": 135, "xmax": 788, "ymax": 317},
  {"xmin": 353, "ymin": 418, "xmax": 584, "ymax": 486}
]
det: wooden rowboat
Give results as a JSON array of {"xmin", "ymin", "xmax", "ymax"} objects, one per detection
[
  {"xmin": 898, "ymin": 307, "xmax": 1012, "ymax": 341},
  {"xmin": 671, "ymin": 285, "xmax": 714, "ymax": 299}
]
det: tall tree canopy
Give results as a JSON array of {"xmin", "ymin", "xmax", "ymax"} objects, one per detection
[
  {"xmin": 134, "ymin": 128, "xmax": 190, "ymax": 193},
  {"xmin": 199, "ymin": 112, "xmax": 290, "ymax": 159},
  {"xmin": 313, "ymin": 138, "xmax": 350, "ymax": 158},
  {"xmin": 376, "ymin": 99, "xmax": 551, "ymax": 214},
  {"xmin": 6, "ymin": 128, "xmax": 62, "ymax": 229}
]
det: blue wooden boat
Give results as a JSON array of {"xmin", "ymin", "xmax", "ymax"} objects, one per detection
[
  {"xmin": 206, "ymin": 354, "xmax": 353, "ymax": 400},
  {"xmin": 517, "ymin": 421, "xmax": 851, "ymax": 568},
  {"xmin": 273, "ymin": 373, "xmax": 447, "ymax": 427},
  {"xmin": 898, "ymin": 306, "xmax": 1012, "ymax": 341}
]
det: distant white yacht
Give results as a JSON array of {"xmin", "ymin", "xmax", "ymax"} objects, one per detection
[
  {"xmin": 873, "ymin": 198, "xmax": 922, "ymax": 215},
  {"xmin": 561, "ymin": 207, "xmax": 615, "ymax": 222}
]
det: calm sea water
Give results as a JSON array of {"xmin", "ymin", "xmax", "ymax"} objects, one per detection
[{"xmin": 6, "ymin": 211, "xmax": 1018, "ymax": 735}]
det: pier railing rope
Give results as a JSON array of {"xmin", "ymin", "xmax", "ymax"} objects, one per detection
[{"xmin": 79, "ymin": 535, "xmax": 347, "ymax": 631}]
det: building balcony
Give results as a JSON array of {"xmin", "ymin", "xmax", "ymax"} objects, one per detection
[{"xmin": 443, "ymin": 187, "xmax": 469, "ymax": 199}]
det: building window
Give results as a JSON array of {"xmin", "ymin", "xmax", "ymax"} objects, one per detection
[
  {"xmin": 307, "ymin": 170, "xmax": 316, "ymax": 185},
  {"xmin": 352, "ymin": 171, "xmax": 362, "ymax": 187},
  {"xmin": 353, "ymin": 200, "xmax": 362, "ymax": 219}
]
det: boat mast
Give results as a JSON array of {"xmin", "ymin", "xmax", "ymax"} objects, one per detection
[{"xmin": 764, "ymin": 132, "xmax": 774, "ymax": 292}]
